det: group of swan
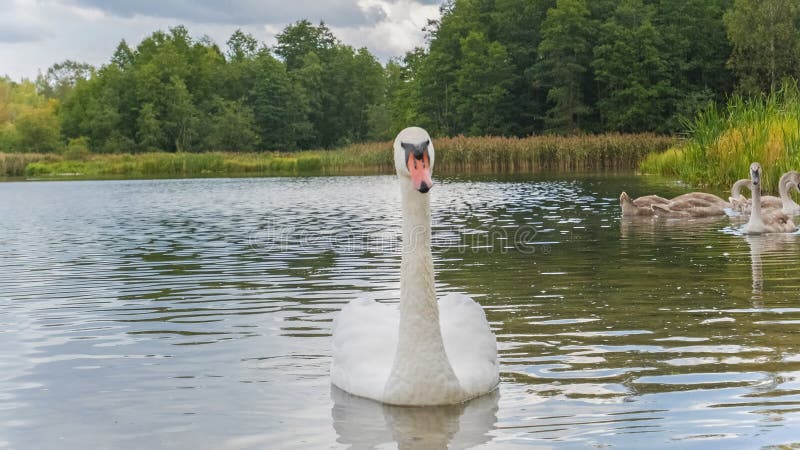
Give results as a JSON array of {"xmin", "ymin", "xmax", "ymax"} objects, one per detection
[
  {"xmin": 620, "ymin": 190, "xmax": 728, "ymax": 218},
  {"xmin": 729, "ymin": 169, "xmax": 800, "ymax": 216},
  {"xmin": 621, "ymin": 163, "xmax": 800, "ymax": 234},
  {"xmin": 331, "ymin": 127, "xmax": 499, "ymax": 407}
]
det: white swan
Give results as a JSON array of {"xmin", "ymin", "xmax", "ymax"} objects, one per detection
[
  {"xmin": 331, "ymin": 127, "xmax": 499, "ymax": 406},
  {"xmin": 744, "ymin": 163, "xmax": 797, "ymax": 234}
]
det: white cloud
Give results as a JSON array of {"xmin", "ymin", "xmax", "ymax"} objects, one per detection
[
  {"xmin": 0, "ymin": 0, "xmax": 443, "ymax": 80},
  {"xmin": 62, "ymin": 0, "xmax": 378, "ymax": 26},
  {"xmin": 333, "ymin": 0, "xmax": 440, "ymax": 58}
]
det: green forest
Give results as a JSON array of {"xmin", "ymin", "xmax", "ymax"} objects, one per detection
[{"xmin": 2, "ymin": 0, "xmax": 800, "ymax": 155}]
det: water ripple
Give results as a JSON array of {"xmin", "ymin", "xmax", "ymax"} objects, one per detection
[{"xmin": 1, "ymin": 175, "xmax": 800, "ymax": 448}]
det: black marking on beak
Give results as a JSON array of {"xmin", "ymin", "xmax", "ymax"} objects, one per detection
[
  {"xmin": 751, "ymin": 169, "xmax": 761, "ymax": 186},
  {"xmin": 401, "ymin": 140, "xmax": 430, "ymax": 162},
  {"xmin": 418, "ymin": 182, "xmax": 430, "ymax": 193}
]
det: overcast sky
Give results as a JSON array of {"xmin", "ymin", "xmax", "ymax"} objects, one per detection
[{"xmin": 0, "ymin": 0, "xmax": 444, "ymax": 80}]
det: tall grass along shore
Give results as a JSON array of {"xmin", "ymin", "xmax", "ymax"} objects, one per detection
[
  {"xmin": 641, "ymin": 81, "xmax": 800, "ymax": 192},
  {"xmin": 2, "ymin": 134, "xmax": 675, "ymax": 180}
]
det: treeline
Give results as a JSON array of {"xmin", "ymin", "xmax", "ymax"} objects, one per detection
[
  {"xmin": 414, "ymin": 0, "xmax": 798, "ymax": 135},
  {"xmin": 1, "ymin": 23, "xmax": 385, "ymax": 154},
  {"xmin": 2, "ymin": 0, "xmax": 800, "ymax": 155}
]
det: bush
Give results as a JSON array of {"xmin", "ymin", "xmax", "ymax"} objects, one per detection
[
  {"xmin": 296, "ymin": 156, "xmax": 322, "ymax": 173},
  {"xmin": 15, "ymin": 107, "xmax": 62, "ymax": 153},
  {"xmin": 0, "ymin": 153, "xmax": 61, "ymax": 177},
  {"xmin": 63, "ymin": 137, "xmax": 91, "ymax": 161}
]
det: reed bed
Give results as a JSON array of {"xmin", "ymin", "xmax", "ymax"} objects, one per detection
[
  {"xmin": 432, "ymin": 134, "xmax": 674, "ymax": 173},
  {"xmin": 641, "ymin": 80, "xmax": 800, "ymax": 191},
  {"xmin": 2, "ymin": 133, "xmax": 676, "ymax": 179},
  {"xmin": 0, "ymin": 153, "xmax": 63, "ymax": 177},
  {"xmin": 20, "ymin": 153, "xmax": 321, "ymax": 178}
]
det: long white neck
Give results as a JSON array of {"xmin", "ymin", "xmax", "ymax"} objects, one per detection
[
  {"xmin": 747, "ymin": 181, "xmax": 765, "ymax": 232},
  {"xmin": 383, "ymin": 177, "xmax": 463, "ymax": 405}
]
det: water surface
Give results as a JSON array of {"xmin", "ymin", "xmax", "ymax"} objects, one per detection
[{"xmin": 1, "ymin": 175, "xmax": 799, "ymax": 449}]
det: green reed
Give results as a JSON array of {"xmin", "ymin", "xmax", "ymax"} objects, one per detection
[
  {"xmin": 641, "ymin": 80, "xmax": 800, "ymax": 191},
  {"xmin": 2, "ymin": 133, "xmax": 675, "ymax": 179}
]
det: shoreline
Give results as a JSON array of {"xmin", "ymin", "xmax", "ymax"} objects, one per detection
[
  {"xmin": 0, "ymin": 167, "xmax": 656, "ymax": 183},
  {"xmin": 0, "ymin": 133, "xmax": 677, "ymax": 181}
]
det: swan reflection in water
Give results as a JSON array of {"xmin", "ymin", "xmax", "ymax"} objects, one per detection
[
  {"xmin": 745, "ymin": 233, "xmax": 799, "ymax": 305},
  {"xmin": 619, "ymin": 215, "xmax": 728, "ymax": 243},
  {"xmin": 331, "ymin": 386, "xmax": 499, "ymax": 449}
]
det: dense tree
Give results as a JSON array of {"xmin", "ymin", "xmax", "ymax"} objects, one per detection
[
  {"xmin": 163, "ymin": 76, "xmax": 199, "ymax": 152},
  {"xmin": 274, "ymin": 20, "xmax": 385, "ymax": 147},
  {"xmin": 226, "ymin": 29, "xmax": 259, "ymax": 62},
  {"xmin": 453, "ymin": 31, "xmax": 515, "ymax": 135},
  {"xmin": 60, "ymin": 67, "xmax": 128, "ymax": 152},
  {"xmin": 111, "ymin": 40, "xmax": 135, "ymax": 69},
  {"xmin": 384, "ymin": 49, "xmax": 425, "ymax": 137},
  {"xmin": 414, "ymin": 0, "xmax": 486, "ymax": 135},
  {"xmin": 724, "ymin": 0, "xmax": 800, "ymax": 95},
  {"xmin": 653, "ymin": 0, "xmax": 733, "ymax": 126},
  {"xmin": 202, "ymin": 97, "xmax": 260, "ymax": 151},
  {"xmin": 415, "ymin": 0, "xmax": 739, "ymax": 135},
  {"xmin": 320, "ymin": 46, "xmax": 385, "ymax": 144},
  {"xmin": 274, "ymin": 20, "xmax": 336, "ymax": 70},
  {"xmin": 592, "ymin": 0, "xmax": 675, "ymax": 132},
  {"xmin": 222, "ymin": 30, "xmax": 261, "ymax": 102},
  {"xmin": 5, "ymin": 2, "xmax": 799, "ymax": 155},
  {"xmin": 14, "ymin": 102, "xmax": 62, "ymax": 153},
  {"xmin": 491, "ymin": 0, "xmax": 556, "ymax": 134},
  {"xmin": 0, "ymin": 78, "xmax": 63, "ymax": 152},
  {"xmin": 290, "ymin": 52, "xmax": 324, "ymax": 148},
  {"xmin": 535, "ymin": 0, "xmax": 596, "ymax": 132},
  {"xmin": 249, "ymin": 52, "xmax": 311, "ymax": 150},
  {"xmin": 35, "ymin": 60, "xmax": 94, "ymax": 101},
  {"xmin": 136, "ymin": 103, "xmax": 164, "ymax": 152}
]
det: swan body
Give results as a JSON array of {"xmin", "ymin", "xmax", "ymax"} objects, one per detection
[
  {"xmin": 331, "ymin": 127, "xmax": 499, "ymax": 406},
  {"xmin": 619, "ymin": 192, "xmax": 670, "ymax": 216},
  {"xmin": 651, "ymin": 193, "xmax": 728, "ymax": 218},
  {"xmin": 669, "ymin": 192, "xmax": 728, "ymax": 207},
  {"xmin": 632, "ymin": 194, "xmax": 670, "ymax": 206},
  {"xmin": 651, "ymin": 201, "xmax": 726, "ymax": 218},
  {"xmin": 780, "ymin": 171, "xmax": 800, "ymax": 215},
  {"xmin": 621, "ymin": 191, "xmax": 728, "ymax": 218},
  {"xmin": 744, "ymin": 163, "xmax": 797, "ymax": 234}
]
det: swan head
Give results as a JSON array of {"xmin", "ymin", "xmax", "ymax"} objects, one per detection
[
  {"xmin": 787, "ymin": 171, "xmax": 800, "ymax": 192},
  {"xmin": 750, "ymin": 162, "xmax": 762, "ymax": 187},
  {"xmin": 394, "ymin": 127, "xmax": 435, "ymax": 194}
]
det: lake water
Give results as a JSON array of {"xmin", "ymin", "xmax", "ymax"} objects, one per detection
[{"xmin": 1, "ymin": 175, "xmax": 800, "ymax": 449}]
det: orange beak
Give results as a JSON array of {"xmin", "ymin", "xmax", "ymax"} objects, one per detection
[{"xmin": 407, "ymin": 151, "xmax": 433, "ymax": 193}]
